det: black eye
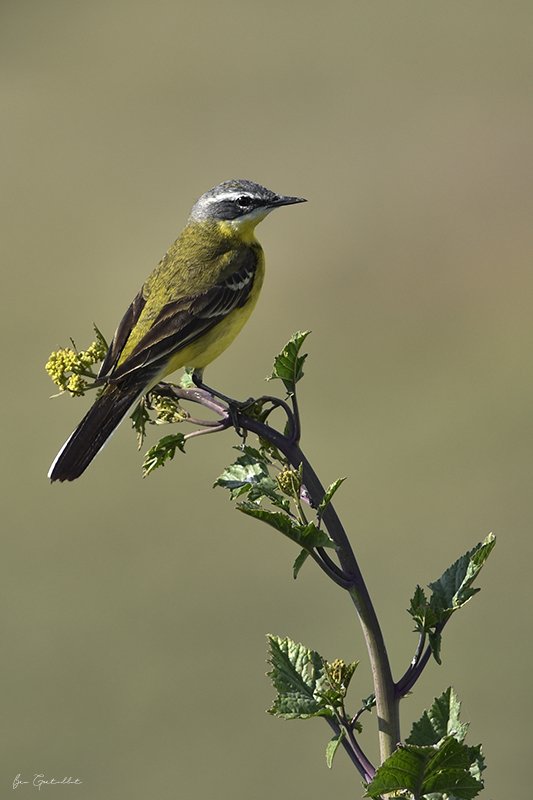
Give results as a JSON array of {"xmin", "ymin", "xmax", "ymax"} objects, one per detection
[{"xmin": 236, "ymin": 195, "xmax": 253, "ymax": 209}]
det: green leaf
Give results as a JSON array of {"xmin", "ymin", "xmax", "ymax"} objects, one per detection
[
  {"xmin": 360, "ymin": 693, "xmax": 376, "ymax": 713},
  {"xmin": 429, "ymin": 533, "xmax": 495, "ymax": 615},
  {"xmin": 238, "ymin": 507, "xmax": 336, "ymax": 553},
  {"xmin": 326, "ymin": 731, "xmax": 345, "ymax": 768},
  {"xmin": 267, "ymin": 636, "xmax": 334, "ymax": 719},
  {"xmin": 180, "ymin": 366, "xmax": 195, "ymax": 389},
  {"xmin": 238, "ymin": 506, "xmax": 298, "ymax": 537},
  {"xmin": 466, "ymin": 744, "xmax": 486, "ymax": 788},
  {"xmin": 428, "ymin": 630, "xmax": 443, "ymax": 666},
  {"xmin": 248, "ymin": 478, "xmax": 291, "ymax": 510},
  {"xmin": 365, "ymin": 737, "xmax": 483, "ymax": 799},
  {"xmin": 408, "ymin": 585, "xmax": 439, "ymax": 632},
  {"xmin": 130, "ymin": 399, "xmax": 151, "ymax": 448},
  {"xmin": 298, "ymin": 521, "xmax": 337, "ymax": 550},
  {"xmin": 237, "ymin": 444, "xmax": 272, "ymax": 465},
  {"xmin": 293, "ymin": 549, "xmax": 310, "ymax": 579},
  {"xmin": 215, "ymin": 453, "xmax": 269, "ymax": 488},
  {"xmin": 317, "ymin": 477, "xmax": 346, "ymax": 520},
  {"xmin": 142, "ymin": 433, "xmax": 186, "ymax": 476},
  {"xmin": 409, "ymin": 535, "xmax": 496, "ymax": 664},
  {"xmin": 407, "ymin": 584, "xmax": 442, "ymax": 662},
  {"xmin": 407, "ymin": 688, "xmax": 469, "ymax": 747},
  {"xmin": 214, "ymin": 453, "xmax": 290, "ymax": 508},
  {"xmin": 149, "ymin": 387, "xmax": 188, "ymax": 425},
  {"xmin": 266, "ymin": 331, "xmax": 311, "ymax": 393}
]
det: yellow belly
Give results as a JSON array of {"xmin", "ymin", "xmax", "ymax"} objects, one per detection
[
  {"xmin": 157, "ymin": 264, "xmax": 264, "ymax": 382},
  {"xmin": 165, "ymin": 296, "xmax": 260, "ymax": 376}
]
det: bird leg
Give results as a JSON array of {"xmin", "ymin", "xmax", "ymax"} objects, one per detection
[{"xmin": 191, "ymin": 369, "xmax": 255, "ymax": 411}]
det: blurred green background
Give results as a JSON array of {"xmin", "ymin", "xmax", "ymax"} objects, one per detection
[{"xmin": 2, "ymin": 1, "xmax": 532, "ymax": 797}]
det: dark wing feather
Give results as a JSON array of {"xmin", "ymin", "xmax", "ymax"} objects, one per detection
[
  {"xmin": 98, "ymin": 288, "xmax": 146, "ymax": 380},
  {"xmin": 108, "ymin": 249, "xmax": 258, "ymax": 383}
]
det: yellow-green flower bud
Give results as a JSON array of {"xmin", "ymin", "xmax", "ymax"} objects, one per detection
[
  {"xmin": 277, "ymin": 466, "xmax": 301, "ymax": 497},
  {"xmin": 66, "ymin": 374, "xmax": 87, "ymax": 396}
]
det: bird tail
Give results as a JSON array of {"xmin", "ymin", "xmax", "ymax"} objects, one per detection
[{"xmin": 48, "ymin": 377, "xmax": 151, "ymax": 482}]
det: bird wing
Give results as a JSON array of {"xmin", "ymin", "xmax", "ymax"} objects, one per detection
[
  {"xmin": 100, "ymin": 247, "xmax": 258, "ymax": 384},
  {"xmin": 98, "ymin": 288, "xmax": 146, "ymax": 380}
]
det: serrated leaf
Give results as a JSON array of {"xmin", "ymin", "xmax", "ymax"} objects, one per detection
[
  {"xmin": 267, "ymin": 636, "xmax": 334, "ymax": 719},
  {"xmin": 466, "ymin": 744, "xmax": 486, "ymax": 786},
  {"xmin": 142, "ymin": 433, "xmax": 186, "ymax": 476},
  {"xmin": 407, "ymin": 688, "xmax": 469, "ymax": 746},
  {"xmin": 237, "ymin": 444, "xmax": 272, "ymax": 464},
  {"xmin": 293, "ymin": 548, "xmax": 310, "ymax": 579},
  {"xmin": 238, "ymin": 507, "xmax": 336, "ymax": 552},
  {"xmin": 248, "ymin": 477, "xmax": 291, "ymax": 510},
  {"xmin": 361, "ymin": 693, "xmax": 376, "ymax": 713},
  {"xmin": 130, "ymin": 399, "xmax": 150, "ymax": 448},
  {"xmin": 266, "ymin": 331, "xmax": 311, "ymax": 393},
  {"xmin": 326, "ymin": 731, "xmax": 345, "ymax": 768},
  {"xmin": 408, "ymin": 585, "xmax": 440, "ymax": 633},
  {"xmin": 428, "ymin": 629, "xmax": 443, "ymax": 665},
  {"xmin": 180, "ymin": 366, "xmax": 195, "ymax": 388},
  {"xmin": 214, "ymin": 454, "xmax": 269, "ymax": 500},
  {"xmin": 318, "ymin": 688, "xmax": 345, "ymax": 707},
  {"xmin": 214, "ymin": 453, "xmax": 290, "ymax": 507},
  {"xmin": 317, "ymin": 477, "xmax": 346, "ymax": 519},
  {"xmin": 215, "ymin": 453, "xmax": 268, "ymax": 489},
  {"xmin": 408, "ymin": 534, "xmax": 497, "ymax": 662},
  {"xmin": 365, "ymin": 743, "xmax": 436, "ymax": 798},
  {"xmin": 429, "ymin": 534, "xmax": 495, "ymax": 615},
  {"xmin": 422, "ymin": 737, "xmax": 484, "ymax": 798},
  {"xmin": 237, "ymin": 507, "xmax": 298, "ymax": 537},
  {"xmin": 298, "ymin": 521, "xmax": 337, "ymax": 550},
  {"xmin": 365, "ymin": 737, "xmax": 483, "ymax": 799}
]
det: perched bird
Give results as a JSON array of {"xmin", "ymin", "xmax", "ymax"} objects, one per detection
[{"xmin": 48, "ymin": 180, "xmax": 306, "ymax": 482}]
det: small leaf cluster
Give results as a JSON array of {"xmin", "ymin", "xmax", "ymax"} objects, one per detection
[
  {"xmin": 45, "ymin": 325, "xmax": 108, "ymax": 396},
  {"xmin": 266, "ymin": 535, "xmax": 494, "ymax": 790},
  {"xmin": 132, "ymin": 386, "xmax": 189, "ymax": 450},
  {"xmin": 268, "ymin": 634, "xmax": 484, "ymax": 796},
  {"xmin": 266, "ymin": 330, "xmax": 310, "ymax": 394},
  {"xmin": 140, "ymin": 332, "xmax": 314, "ymax": 483},
  {"xmin": 365, "ymin": 688, "xmax": 484, "ymax": 799},
  {"xmin": 215, "ymin": 445, "xmax": 341, "ymax": 579},
  {"xmin": 267, "ymin": 636, "xmax": 360, "ymax": 768},
  {"xmin": 408, "ymin": 535, "xmax": 496, "ymax": 664},
  {"xmin": 142, "ymin": 432, "xmax": 186, "ymax": 476}
]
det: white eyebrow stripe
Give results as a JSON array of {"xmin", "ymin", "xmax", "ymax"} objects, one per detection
[{"xmin": 203, "ymin": 192, "xmax": 252, "ymax": 204}]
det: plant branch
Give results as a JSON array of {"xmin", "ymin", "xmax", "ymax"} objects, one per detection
[
  {"xmin": 324, "ymin": 716, "xmax": 375, "ymax": 783},
  {"xmin": 307, "ymin": 549, "xmax": 354, "ymax": 589},
  {"xmin": 166, "ymin": 386, "xmax": 401, "ymax": 760},
  {"xmin": 395, "ymin": 619, "xmax": 449, "ymax": 697},
  {"xmin": 239, "ymin": 413, "xmax": 400, "ymax": 756}
]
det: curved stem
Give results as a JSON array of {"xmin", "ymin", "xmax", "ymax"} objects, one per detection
[
  {"xmin": 395, "ymin": 618, "xmax": 449, "ymax": 697},
  {"xmin": 315, "ymin": 546, "xmax": 353, "ymax": 584},
  {"xmin": 395, "ymin": 643, "xmax": 433, "ymax": 697},
  {"xmin": 164, "ymin": 385, "xmax": 401, "ymax": 760},
  {"xmin": 234, "ymin": 412, "xmax": 400, "ymax": 760},
  {"xmin": 324, "ymin": 716, "xmax": 375, "ymax": 783},
  {"xmin": 307, "ymin": 548, "xmax": 354, "ymax": 589},
  {"xmin": 289, "ymin": 389, "xmax": 301, "ymax": 443},
  {"xmin": 339, "ymin": 708, "xmax": 377, "ymax": 784}
]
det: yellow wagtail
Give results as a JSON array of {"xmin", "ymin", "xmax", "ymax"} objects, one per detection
[{"xmin": 48, "ymin": 180, "xmax": 306, "ymax": 482}]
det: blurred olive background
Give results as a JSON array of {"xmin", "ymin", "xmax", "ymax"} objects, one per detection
[{"xmin": 1, "ymin": 1, "xmax": 532, "ymax": 797}]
